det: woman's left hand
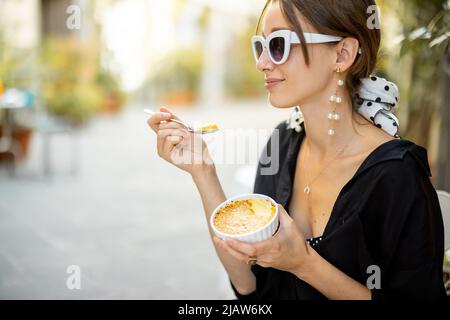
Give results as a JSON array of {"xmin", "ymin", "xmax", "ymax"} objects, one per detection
[{"xmin": 214, "ymin": 204, "xmax": 312, "ymax": 275}]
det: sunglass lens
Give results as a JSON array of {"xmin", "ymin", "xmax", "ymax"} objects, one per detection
[
  {"xmin": 269, "ymin": 37, "xmax": 285, "ymax": 62},
  {"xmin": 254, "ymin": 41, "xmax": 263, "ymax": 60}
]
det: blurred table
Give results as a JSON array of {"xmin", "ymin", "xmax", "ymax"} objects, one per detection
[
  {"xmin": 0, "ymin": 89, "xmax": 30, "ymax": 174},
  {"xmin": 0, "ymin": 103, "xmax": 27, "ymax": 151}
]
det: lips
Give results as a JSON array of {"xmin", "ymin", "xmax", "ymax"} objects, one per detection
[{"xmin": 264, "ymin": 78, "xmax": 285, "ymax": 89}]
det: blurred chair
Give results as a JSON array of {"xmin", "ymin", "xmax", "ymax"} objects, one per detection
[
  {"xmin": 0, "ymin": 89, "xmax": 35, "ymax": 176},
  {"xmin": 437, "ymin": 190, "xmax": 450, "ymax": 295},
  {"xmin": 33, "ymin": 113, "xmax": 80, "ymax": 177},
  {"xmin": 1, "ymin": 88, "xmax": 79, "ymax": 177},
  {"xmin": 28, "ymin": 87, "xmax": 80, "ymax": 177},
  {"xmin": 437, "ymin": 190, "xmax": 450, "ymax": 250}
]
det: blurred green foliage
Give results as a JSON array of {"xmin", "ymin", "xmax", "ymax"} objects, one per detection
[
  {"xmin": 387, "ymin": 0, "xmax": 449, "ymax": 145},
  {"xmin": 146, "ymin": 7, "xmax": 265, "ymax": 103},
  {"xmin": 96, "ymin": 68, "xmax": 126, "ymax": 111},
  {"xmin": 40, "ymin": 38, "xmax": 102, "ymax": 124},
  {"xmin": 225, "ymin": 26, "xmax": 266, "ymax": 98},
  {"xmin": 147, "ymin": 47, "xmax": 203, "ymax": 104},
  {"xmin": 41, "ymin": 38, "xmax": 124, "ymax": 124},
  {"xmin": 0, "ymin": 28, "xmax": 34, "ymax": 89}
]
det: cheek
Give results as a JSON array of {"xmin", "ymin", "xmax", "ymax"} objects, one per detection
[
  {"xmin": 283, "ymin": 52, "xmax": 316, "ymax": 96},
  {"xmin": 266, "ymin": 48, "xmax": 332, "ymax": 108},
  {"xmin": 266, "ymin": 56, "xmax": 310, "ymax": 108},
  {"xmin": 284, "ymin": 48, "xmax": 331, "ymax": 97}
]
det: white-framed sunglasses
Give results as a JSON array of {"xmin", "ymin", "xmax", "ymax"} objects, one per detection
[{"xmin": 252, "ymin": 29, "xmax": 358, "ymax": 65}]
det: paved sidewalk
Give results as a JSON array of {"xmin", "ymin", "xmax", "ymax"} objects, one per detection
[{"xmin": 0, "ymin": 101, "xmax": 290, "ymax": 299}]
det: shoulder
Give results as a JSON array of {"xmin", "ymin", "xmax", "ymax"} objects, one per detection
[
  {"xmin": 376, "ymin": 139, "xmax": 431, "ymax": 179},
  {"xmin": 362, "ymin": 139, "xmax": 434, "ymax": 202},
  {"xmin": 355, "ymin": 140, "xmax": 442, "ymax": 232}
]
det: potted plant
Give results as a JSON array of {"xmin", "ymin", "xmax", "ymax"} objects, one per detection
[
  {"xmin": 40, "ymin": 38, "xmax": 106, "ymax": 125},
  {"xmin": 148, "ymin": 47, "xmax": 203, "ymax": 106},
  {"xmin": 96, "ymin": 69, "xmax": 126, "ymax": 114}
]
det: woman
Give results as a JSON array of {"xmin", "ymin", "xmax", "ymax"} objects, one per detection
[{"xmin": 147, "ymin": 0, "xmax": 446, "ymax": 299}]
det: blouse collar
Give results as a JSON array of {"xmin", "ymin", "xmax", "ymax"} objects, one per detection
[{"xmin": 284, "ymin": 112, "xmax": 431, "ymax": 179}]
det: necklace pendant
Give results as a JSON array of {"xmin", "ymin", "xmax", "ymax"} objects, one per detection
[{"xmin": 304, "ymin": 185, "xmax": 310, "ymax": 194}]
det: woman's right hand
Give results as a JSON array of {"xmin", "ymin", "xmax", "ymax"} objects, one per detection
[
  {"xmin": 147, "ymin": 106, "xmax": 215, "ymax": 176},
  {"xmin": 148, "ymin": 108, "xmax": 255, "ymax": 295}
]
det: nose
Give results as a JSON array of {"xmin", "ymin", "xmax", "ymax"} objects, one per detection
[{"xmin": 256, "ymin": 48, "xmax": 275, "ymax": 72}]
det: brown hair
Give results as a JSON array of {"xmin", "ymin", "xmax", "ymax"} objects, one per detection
[{"xmin": 256, "ymin": 0, "xmax": 381, "ymax": 111}]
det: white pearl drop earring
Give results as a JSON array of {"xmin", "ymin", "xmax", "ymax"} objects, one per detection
[{"xmin": 327, "ymin": 67, "xmax": 343, "ymax": 136}]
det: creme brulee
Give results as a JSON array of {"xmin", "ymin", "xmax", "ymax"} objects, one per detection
[{"xmin": 213, "ymin": 198, "xmax": 276, "ymax": 235}]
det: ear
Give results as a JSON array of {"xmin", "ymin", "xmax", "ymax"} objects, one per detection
[{"xmin": 335, "ymin": 37, "xmax": 360, "ymax": 72}]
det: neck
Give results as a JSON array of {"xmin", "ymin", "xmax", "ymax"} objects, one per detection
[{"xmin": 300, "ymin": 92, "xmax": 359, "ymax": 160}]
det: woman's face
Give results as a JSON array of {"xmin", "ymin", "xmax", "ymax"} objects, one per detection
[{"xmin": 257, "ymin": 1, "xmax": 336, "ymax": 108}]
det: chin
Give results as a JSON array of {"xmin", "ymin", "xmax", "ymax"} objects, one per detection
[{"xmin": 268, "ymin": 93, "xmax": 297, "ymax": 109}]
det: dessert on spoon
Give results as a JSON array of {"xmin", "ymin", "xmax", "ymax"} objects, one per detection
[{"xmin": 144, "ymin": 109, "xmax": 219, "ymax": 134}]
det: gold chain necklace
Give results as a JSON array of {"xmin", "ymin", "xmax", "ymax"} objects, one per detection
[{"xmin": 303, "ymin": 133, "xmax": 355, "ymax": 195}]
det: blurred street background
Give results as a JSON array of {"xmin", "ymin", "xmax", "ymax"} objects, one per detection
[{"xmin": 0, "ymin": 0, "xmax": 449, "ymax": 299}]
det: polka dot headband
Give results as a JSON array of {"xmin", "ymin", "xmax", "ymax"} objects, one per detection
[{"xmin": 287, "ymin": 76, "xmax": 400, "ymax": 138}]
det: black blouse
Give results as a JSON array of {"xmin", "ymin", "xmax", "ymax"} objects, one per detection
[{"xmin": 230, "ymin": 120, "xmax": 446, "ymax": 300}]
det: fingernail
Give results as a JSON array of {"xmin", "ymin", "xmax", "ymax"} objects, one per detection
[{"xmin": 160, "ymin": 112, "xmax": 171, "ymax": 118}]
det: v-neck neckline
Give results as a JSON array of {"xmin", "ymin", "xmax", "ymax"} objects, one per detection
[{"xmin": 286, "ymin": 121, "xmax": 406, "ymax": 239}]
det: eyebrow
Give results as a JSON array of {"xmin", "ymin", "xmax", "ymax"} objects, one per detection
[{"xmin": 262, "ymin": 27, "xmax": 291, "ymax": 37}]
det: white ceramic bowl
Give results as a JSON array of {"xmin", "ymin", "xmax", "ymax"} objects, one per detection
[{"xmin": 210, "ymin": 193, "xmax": 279, "ymax": 243}]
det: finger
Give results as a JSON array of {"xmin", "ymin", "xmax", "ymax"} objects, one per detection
[
  {"xmin": 278, "ymin": 204, "xmax": 293, "ymax": 226},
  {"xmin": 159, "ymin": 135, "xmax": 184, "ymax": 160},
  {"xmin": 275, "ymin": 204, "xmax": 303, "ymax": 238},
  {"xmin": 168, "ymin": 140, "xmax": 187, "ymax": 165},
  {"xmin": 160, "ymin": 137, "xmax": 177, "ymax": 161},
  {"xmin": 277, "ymin": 204, "xmax": 289, "ymax": 217},
  {"xmin": 158, "ymin": 121, "xmax": 186, "ymax": 131},
  {"xmin": 159, "ymin": 106, "xmax": 180, "ymax": 120},
  {"xmin": 157, "ymin": 129, "xmax": 188, "ymax": 140},
  {"xmin": 225, "ymin": 238, "xmax": 273, "ymax": 257},
  {"xmin": 147, "ymin": 112, "xmax": 172, "ymax": 132},
  {"xmin": 214, "ymin": 237, "xmax": 249, "ymax": 263},
  {"xmin": 157, "ymin": 129, "xmax": 186, "ymax": 155},
  {"xmin": 163, "ymin": 131, "xmax": 187, "ymax": 154},
  {"xmin": 167, "ymin": 136, "xmax": 183, "ymax": 144}
]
